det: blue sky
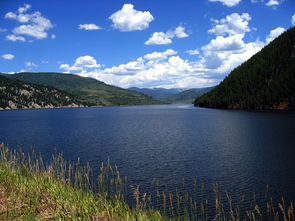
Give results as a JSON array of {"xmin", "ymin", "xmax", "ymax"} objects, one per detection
[{"xmin": 0, "ymin": 0, "xmax": 294, "ymax": 88}]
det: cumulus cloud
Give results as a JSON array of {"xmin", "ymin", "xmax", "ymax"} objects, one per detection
[
  {"xmin": 266, "ymin": 0, "xmax": 280, "ymax": 6},
  {"xmin": 61, "ymin": 11, "xmax": 266, "ymax": 89},
  {"xmin": 59, "ymin": 56, "xmax": 101, "ymax": 72},
  {"xmin": 208, "ymin": 0, "xmax": 241, "ymax": 7},
  {"xmin": 18, "ymin": 4, "xmax": 31, "ymax": 13},
  {"xmin": 25, "ymin": 61, "xmax": 38, "ymax": 67},
  {"xmin": 202, "ymin": 34, "xmax": 245, "ymax": 52},
  {"xmin": 6, "ymin": 34, "xmax": 26, "ymax": 42},
  {"xmin": 109, "ymin": 4, "xmax": 154, "ymax": 32},
  {"xmin": 58, "ymin": 13, "xmax": 281, "ymax": 89},
  {"xmin": 266, "ymin": 27, "xmax": 285, "ymax": 43},
  {"xmin": 198, "ymin": 13, "xmax": 265, "ymax": 72},
  {"xmin": 145, "ymin": 26, "xmax": 189, "ymax": 45},
  {"xmin": 145, "ymin": 32, "xmax": 173, "ymax": 45},
  {"xmin": 78, "ymin": 24, "xmax": 102, "ymax": 30},
  {"xmin": 292, "ymin": 14, "xmax": 295, "ymax": 26},
  {"xmin": 4, "ymin": 4, "xmax": 54, "ymax": 41},
  {"xmin": 208, "ymin": 13, "xmax": 251, "ymax": 36},
  {"xmin": 60, "ymin": 50, "xmax": 216, "ymax": 89},
  {"xmin": 200, "ymin": 37, "xmax": 264, "ymax": 72},
  {"xmin": 1, "ymin": 54, "xmax": 15, "ymax": 60},
  {"xmin": 144, "ymin": 49, "xmax": 177, "ymax": 60},
  {"xmin": 5, "ymin": 12, "xmax": 17, "ymax": 20},
  {"xmin": 173, "ymin": 26, "xmax": 189, "ymax": 38},
  {"xmin": 251, "ymin": 0, "xmax": 284, "ymax": 7},
  {"xmin": 186, "ymin": 49, "xmax": 200, "ymax": 55}
]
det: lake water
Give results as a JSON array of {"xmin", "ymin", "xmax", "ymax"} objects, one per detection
[{"xmin": 0, "ymin": 104, "xmax": 294, "ymax": 207}]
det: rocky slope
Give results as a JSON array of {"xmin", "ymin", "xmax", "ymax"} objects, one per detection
[{"xmin": 0, "ymin": 75, "xmax": 84, "ymax": 110}]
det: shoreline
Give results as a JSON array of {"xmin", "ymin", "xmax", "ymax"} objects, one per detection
[{"xmin": 0, "ymin": 105, "xmax": 91, "ymax": 111}]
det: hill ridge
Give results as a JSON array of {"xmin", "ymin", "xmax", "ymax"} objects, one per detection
[{"xmin": 2, "ymin": 72, "xmax": 163, "ymax": 106}]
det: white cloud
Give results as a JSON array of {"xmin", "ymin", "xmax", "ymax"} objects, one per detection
[
  {"xmin": 209, "ymin": 13, "xmax": 251, "ymax": 36},
  {"xmin": 51, "ymin": 34, "xmax": 56, "ymax": 39},
  {"xmin": 5, "ymin": 4, "xmax": 53, "ymax": 41},
  {"xmin": 59, "ymin": 56, "xmax": 101, "ymax": 72},
  {"xmin": 62, "ymin": 51, "xmax": 216, "ymax": 89},
  {"xmin": 145, "ymin": 25, "xmax": 189, "ymax": 45},
  {"xmin": 1, "ymin": 54, "xmax": 15, "ymax": 60},
  {"xmin": 5, "ymin": 12, "xmax": 17, "ymax": 19},
  {"xmin": 58, "ymin": 13, "xmax": 281, "ymax": 89},
  {"xmin": 198, "ymin": 13, "xmax": 265, "ymax": 72},
  {"xmin": 266, "ymin": 27, "xmax": 285, "ymax": 43},
  {"xmin": 173, "ymin": 26, "xmax": 189, "ymax": 38},
  {"xmin": 25, "ymin": 61, "xmax": 38, "ymax": 67},
  {"xmin": 6, "ymin": 34, "xmax": 26, "ymax": 42},
  {"xmin": 266, "ymin": 0, "xmax": 280, "ymax": 6},
  {"xmin": 78, "ymin": 24, "xmax": 102, "ymax": 30},
  {"xmin": 18, "ymin": 4, "xmax": 31, "ymax": 14},
  {"xmin": 145, "ymin": 32, "xmax": 172, "ymax": 45},
  {"xmin": 292, "ymin": 14, "xmax": 295, "ymax": 26},
  {"xmin": 143, "ymin": 49, "xmax": 177, "ymax": 60},
  {"xmin": 202, "ymin": 34, "xmax": 245, "ymax": 52},
  {"xmin": 186, "ymin": 49, "xmax": 199, "ymax": 55},
  {"xmin": 208, "ymin": 0, "xmax": 241, "ymax": 7},
  {"xmin": 200, "ymin": 36, "xmax": 264, "ymax": 71},
  {"xmin": 109, "ymin": 4, "xmax": 154, "ymax": 32}
]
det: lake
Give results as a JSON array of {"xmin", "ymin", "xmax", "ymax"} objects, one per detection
[{"xmin": 0, "ymin": 104, "xmax": 294, "ymax": 208}]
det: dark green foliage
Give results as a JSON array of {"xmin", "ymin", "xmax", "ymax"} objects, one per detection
[
  {"xmin": 166, "ymin": 87, "xmax": 214, "ymax": 104},
  {"xmin": 0, "ymin": 75, "xmax": 84, "ymax": 110},
  {"xmin": 3, "ymin": 72, "xmax": 163, "ymax": 106},
  {"xmin": 195, "ymin": 27, "xmax": 295, "ymax": 110}
]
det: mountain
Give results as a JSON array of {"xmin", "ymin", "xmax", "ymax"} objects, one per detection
[
  {"xmin": 194, "ymin": 27, "xmax": 295, "ymax": 110},
  {"xmin": 165, "ymin": 87, "xmax": 214, "ymax": 104},
  {"xmin": 129, "ymin": 87, "xmax": 214, "ymax": 104},
  {"xmin": 3, "ymin": 72, "xmax": 163, "ymax": 106},
  {"xmin": 128, "ymin": 87, "xmax": 184, "ymax": 101},
  {"xmin": 0, "ymin": 75, "xmax": 84, "ymax": 110}
]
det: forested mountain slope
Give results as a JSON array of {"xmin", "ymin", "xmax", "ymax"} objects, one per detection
[{"xmin": 194, "ymin": 27, "xmax": 295, "ymax": 110}]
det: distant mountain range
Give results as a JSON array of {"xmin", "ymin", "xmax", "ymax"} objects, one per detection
[
  {"xmin": 128, "ymin": 87, "xmax": 184, "ymax": 100},
  {"xmin": 195, "ymin": 27, "xmax": 295, "ymax": 110},
  {"xmin": 165, "ymin": 87, "xmax": 215, "ymax": 104},
  {"xmin": 0, "ymin": 75, "xmax": 84, "ymax": 110},
  {"xmin": 1, "ymin": 72, "xmax": 163, "ymax": 108},
  {"xmin": 129, "ymin": 87, "xmax": 214, "ymax": 104}
]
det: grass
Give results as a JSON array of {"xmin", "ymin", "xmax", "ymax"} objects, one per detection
[{"xmin": 0, "ymin": 143, "xmax": 294, "ymax": 221}]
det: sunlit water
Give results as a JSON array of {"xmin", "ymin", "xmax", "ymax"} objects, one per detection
[{"xmin": 1, "ymin": 104, "xmax": 294, "ymax": 208}]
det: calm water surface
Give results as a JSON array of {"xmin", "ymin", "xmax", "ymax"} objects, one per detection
[{"xmin": 0, "ymin": 104, "xmax": 294, "ymax": 204}]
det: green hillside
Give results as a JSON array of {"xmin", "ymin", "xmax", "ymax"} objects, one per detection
[
  {"xmin": 3, "ymin": 72, "xmax": 163, "ymax": 106},
  {"xmin": 194, "ymin": 27, "xmax": 295, "ymax": 110},
  {"xmin": 166, "ymin": 87, "xmax": 214, "ymax": 104},
  {"xmin": 0, "ymin": 75, "xmax": 84, "ymax": 110}
]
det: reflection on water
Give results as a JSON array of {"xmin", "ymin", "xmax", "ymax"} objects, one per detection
[{"xmin": 0, "ymin": 104, "xmax": 294, "ymax": 205}]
